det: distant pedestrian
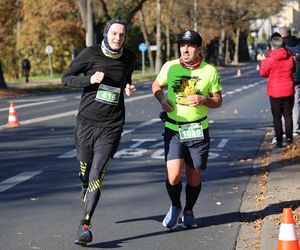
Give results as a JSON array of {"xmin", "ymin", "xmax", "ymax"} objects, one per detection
[
  {"xmin": 279, "ymin": 26, "xmax": 300, "ymax": 135},
  {"xmin": 257, "ymin": 32, "xmax": 282, "ymax": 60},
  {"xmin": 260, "ymin": 35, "xmax": 295, "ymax": 148},
  {"xmin": 21, "ymin": 57, "xmax": 31, "ymax": 83}
]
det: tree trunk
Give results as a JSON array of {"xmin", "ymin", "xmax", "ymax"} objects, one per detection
[
  {"xmin": 76, "ymin": 0, "xmax": 93, "ymax": 46},
  {"xmin": 0, "ymin": 61, "xmax": 7, "ymax": 89},
  {"xmin": 218, "ymin": 29, "xmax": 225, "ymax": 66},
  {"xmin": 99, "ymin": 0, "xmax": 111, "ymax": 21},
  {"xmin": 86, "ymin": 0, "xmax": 93, "ymax": 47},
  {"xmin": 225, "ymin": 38, "xmax": 230, "ymax": 64},
  {"xmin": 155, "ymin": 0, "xmax": 162, "ymax": 74},
  {"xmin": 166, "ymin": 23, "xmax": 170, "ymax": 61},
  {"xmin": 193, "ymin": 0, "xmax": 198, "ymax": 31},
  {"xmin": 139, "ymin": 11, "xmax": 154, "ymax": 71},
  {"xmin": 233, "ymin": 27, "xmax": 240, "ymax": 64},
  {"xmin": 76, "ymin": 0, "xmax": 87, "ymax": 30}
]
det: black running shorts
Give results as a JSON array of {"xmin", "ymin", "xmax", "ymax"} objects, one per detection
[
  {"xmin": 163, "ymin": 127, "xmax": 210, "ymax": 170},
  {"xmin": 75, "ymin": 123, "xmax": 122, "ymax": 163}
]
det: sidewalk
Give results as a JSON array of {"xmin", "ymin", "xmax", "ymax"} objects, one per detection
[
  {"xmin": 237, "ymin": 132, "xmax": 300, "ymax": 249},
  {"xmin": 6, "ymin": 78, "xmax": 62, "ymax": 88},
  {"xmin": 261, "ymin": 137, "xmax": 300, "ymax": 249},
  {"xmin": 0, "ymin": 78, "xmax": 68, "ymax": 99}
]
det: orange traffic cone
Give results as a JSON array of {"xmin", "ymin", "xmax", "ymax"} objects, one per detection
[
  {"xmin": 236, "ymin": 68, "xmax": 241, "ymax": 77},
  {"xmin": 277, "ymin": 208, "xmax": 299, "ymax": 250},
  {"xmin": 256, "ymin": 64, "xmax": 260, "ymax": 71},
  {"xmin": 6, "ymin": 101, "xmax": 20, "ymax": 127}
]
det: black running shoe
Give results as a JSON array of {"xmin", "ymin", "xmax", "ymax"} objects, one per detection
[{"xmin": 74, "ymin": 224, "xmax": 92, "ymax": 246}]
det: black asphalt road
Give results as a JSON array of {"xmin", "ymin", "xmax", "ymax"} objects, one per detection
[{"xmin": 0, "ymin": 64, "xmax": 273, "ymax": 250}]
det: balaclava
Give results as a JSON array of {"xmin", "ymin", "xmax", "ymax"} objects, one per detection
[{"xmin": 101, "ymin": 19, "xmax": 126, "ymax": 59}]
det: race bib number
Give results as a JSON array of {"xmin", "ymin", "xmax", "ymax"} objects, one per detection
[
  {"xmin": 179, "ymin": 123, "xmax": 204, "ymax": 142},
  {"xmin": 95, "ymin": 84, "xmax": 120, "ymax": 105}
]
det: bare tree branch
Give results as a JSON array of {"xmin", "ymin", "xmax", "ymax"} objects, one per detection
[
  {"xmin": 99, "ymin": 0, "xmax": 111, "ymax": 21},
  {"xmin": 126, "ymin": 0, "xmax": 148, "ymax": 24}
]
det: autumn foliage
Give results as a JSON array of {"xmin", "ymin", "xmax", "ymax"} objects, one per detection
[{"xmin": 0, "ymin": 0, "xmax": 284, "ymax": 84}]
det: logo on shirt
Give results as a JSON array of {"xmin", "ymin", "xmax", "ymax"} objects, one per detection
[{"xmin": 172, "ymin": 76, "xmax": 202, "ymax": 105}]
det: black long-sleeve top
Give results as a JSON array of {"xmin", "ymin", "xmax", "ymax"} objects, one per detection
[{"xmin": 62, "ymin": 45, "xmax": 136, "ymax": 128}]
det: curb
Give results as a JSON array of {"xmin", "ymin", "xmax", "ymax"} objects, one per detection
[
  {"xmin": 261, "ymin": 140, "xmax": 300, "ymax": 250},
  {"xmin": 236, "ymin": 129, "xmax": 273, "ymax": 250},
  {"xmin": 237, "ymin": 130, "xmax": 300, "ymax": 249}
]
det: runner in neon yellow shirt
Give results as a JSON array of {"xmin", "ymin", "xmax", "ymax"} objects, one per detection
[{"xmin": 152, "ymin": 30, "xmax": 222, "ymax": 229}]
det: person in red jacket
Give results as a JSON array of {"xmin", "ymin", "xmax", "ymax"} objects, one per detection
[{"xmin": 260, "ymin": 35, "xmax": 295, "ymax": 147}]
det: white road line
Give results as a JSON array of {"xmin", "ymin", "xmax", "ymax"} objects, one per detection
[
  {"xmin": 0, "ymin": 99, "xmax": 62, "ymax": 112},
  {"xmin": 0, "ymin": 110, "xmax": 78, "ymax": 130},
  {"xmin": 122, "ymin": 129, "xmax": 134, "ymax": 136},
  {"xmin": 220, "ymin": 68, "xmax": 257, "ymax": 81},
  {"xmin": 1, "ymin": 78, "xmax": 266, "ymax": 130},
  {"xmin": 130, "ymin": 139, "xmax": 157, "ymax": 148},
  {"xmin": 58, "ymin": 149, "xmax": 76, "ymax": 159},
  {"xmin": 149, "ymin": 141, "xmax": 164, "ymax": 148},
  {"xmin": 58, "ymin": 119, "xmax": 161, "ymax": 158},
  {"xmin": 223, "ymin": 80, "xmax": 264, "ymax": 96},
  {"xmin": 125, "ymin": 93, "xmax": 153, "ymax": 102},
  {"xmin": 217, "ymin": 139, "xmax": 229, "ymax": 148},
  {"xmin": 0, "ymin": 171, "xmax": 42, "ymax": 192},
  {"xmin": 136, "ymin": 118, "xmax": 160, "ymax": 128},
  {"xmin": 19, "ymin": 110, "xmax": 77, "ymax": 125},
  {"xmin": 12, "ymin": 96, "xmax": 64, "ymax": 102},
  {"xmin": 0, "ymin": 93, "xmax": 154, "ymax": 130}
]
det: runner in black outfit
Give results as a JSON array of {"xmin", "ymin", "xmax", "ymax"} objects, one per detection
[{"xmin": 62, "ymin": 19, "xmax": 136, "ymax": 246}]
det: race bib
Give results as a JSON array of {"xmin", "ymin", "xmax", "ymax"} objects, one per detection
[
  {"xmin": 179, "ymin": 123, "xmax": 204, "ymax": 142},
  {"xmin": 95, "ymin": 84, "xmax": 120, "ymax": 105}
]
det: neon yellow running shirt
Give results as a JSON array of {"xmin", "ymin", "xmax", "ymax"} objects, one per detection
[{"xmin": 156, "ymin": 59, "xmax": 222, "ymax": 131}]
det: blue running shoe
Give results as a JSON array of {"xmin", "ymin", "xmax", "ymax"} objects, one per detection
[
  {"xmin": 162, "ymin": 205, "xmax": 182, "ymax": 229},
  {"xmin": 182, "ymin": 210, "xmax": 197, "ymax": 228},
  {"xmin": 74, "ymin": 224, "xmax": 93, "ymax": 246}
]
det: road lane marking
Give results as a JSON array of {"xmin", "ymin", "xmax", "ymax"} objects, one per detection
[
  {"xmin": 149, "ymin": 141, "xmax": 164, "ymax": 148},
  {"xmin": 0, "ymin": 78, "xmax": 266, "ymax": 130},
  {"xmin": 11, "ymin": 97, "xmax": 64, "ymax": 103},
  {"xmin": 0, "ymin": 171, "xmax": 42, "ymax": 192},
  {"xmin": 130, "ymin": 139, "xmax": 157, "ymax": 148},
  {"xmin": 125, "ymin": 93, "xmax": 153, "ymax": 102},
  {"xmin": 0, "ymin": 93, "xmax": 155, "ymax": 130},
  {"xmin": 58, "ymin": 149, "xmax": 76, "ymax": 158},
  {"xmin": 217, "ymin": 139, "xmax": 229, "ymax": 148},
  {"xmin": 58, "ymin": 119, "xmax": 161, "ymax": 158},
  {"xmin": 0, "ymin": 99, "xmax": 62, "ymax": 112},
  {"xmin": 222, "ymin": 80, "xmax": 265, "ymax": 97},
  {"xmin": 0, "ymin": 110, "xmax": 78, "ymax": 130},
  {"xmin": 20, "ymin": 110, "xmax": 77, "ymax": 125},
  {"xmin": 122, "ymin": 129, "xmax": 134, "ymax": 135},
  {"xmin": 136, "ymin": 118, "xmax": 160, "ymax": 128}
]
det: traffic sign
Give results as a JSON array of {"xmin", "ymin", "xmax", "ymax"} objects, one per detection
[
  {"xmin": 138, "ymin": 43, "xmax": 148, "ymax": 52},
  {"xmin": 45, "ymin": 45, "xmax": 53, "ymax": 54},
  {"xmin": 45, "ymin": 45, "xmax": 53, "ymax": 78}
]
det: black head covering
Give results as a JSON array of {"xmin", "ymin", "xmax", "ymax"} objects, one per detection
[
  {"xmin": 270, "ymin": 32, "xmax": 282, "ymax": 39},
  {"xmin": 103, "ymin": 19, "xmax": 126, "ymax": 52},
  {"xmin": 177, "ymin": 30, "xmax": 202, "ymax": 46}
]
